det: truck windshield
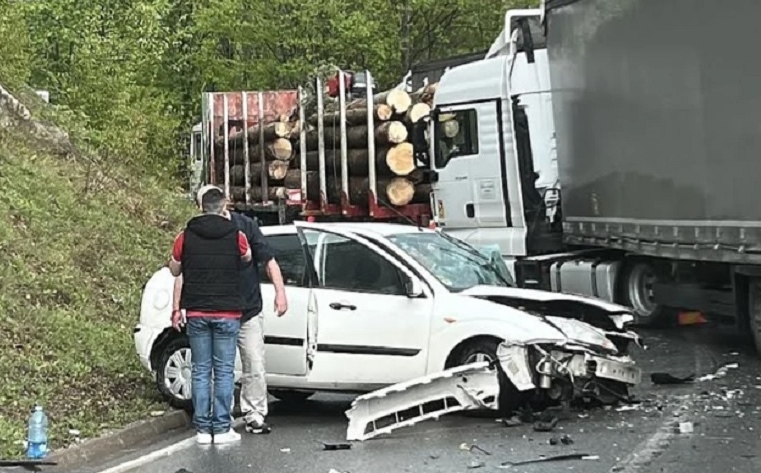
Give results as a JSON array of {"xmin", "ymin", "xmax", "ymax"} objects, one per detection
[{"xmin": 387, "ymin": 232, "xmax": 512, "ymax": 292}]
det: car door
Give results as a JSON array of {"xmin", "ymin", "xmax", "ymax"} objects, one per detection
[
  {"xmin": 259, "ymin": 229, "xmax": 315, "ymax": 377},
  {"xmin": 295, "ymin": 223, "xmax": 434, "ymax": 387}
]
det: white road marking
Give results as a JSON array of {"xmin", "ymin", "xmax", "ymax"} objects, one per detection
[{"xmin": 95, "ymin": 418, "xmax": 245, "ymax": 473}]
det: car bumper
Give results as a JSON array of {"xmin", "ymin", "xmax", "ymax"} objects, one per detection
[{"xmin": 133, "ymin": 324, "xmax": 161, "ymax": 372}]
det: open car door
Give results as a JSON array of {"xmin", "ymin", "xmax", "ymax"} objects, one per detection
[{"xmin": 294, "ymin": 221, "xmax": 434, "ymax": 387}]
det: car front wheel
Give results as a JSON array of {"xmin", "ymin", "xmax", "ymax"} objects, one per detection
[{"xmin": 155, "ymin": 336, "xmax": 193, "ymax": 411}]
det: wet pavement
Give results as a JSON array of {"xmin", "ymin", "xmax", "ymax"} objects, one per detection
[{"xmin": 91, "ymin": 326, "xmax": 761, "ymax": 473}]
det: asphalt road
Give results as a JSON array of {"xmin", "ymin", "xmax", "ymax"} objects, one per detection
[{"xmin": 89, "ymin": 326, "xmax": 761, "ymax": 473}]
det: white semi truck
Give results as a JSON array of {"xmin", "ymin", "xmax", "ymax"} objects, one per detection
[{"xmin": 428, "ymin": 1, "xmax": 761, "ymax": 353}]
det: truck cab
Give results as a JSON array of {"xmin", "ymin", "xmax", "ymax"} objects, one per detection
[{"xmin": 430, "ymin": 9, "xmax": 562, "ymax": 277}]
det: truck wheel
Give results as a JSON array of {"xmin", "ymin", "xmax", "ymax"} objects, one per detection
[
  {"xmin": 620, "ymin": 263, "xmax": 670, "ymax": 327},
  {"xmin": 747, "ymin": 279, "xmax": 761, "ymax": 354},
  {"xmin": 155, "ymin": 336, "xmax": 193, "ymax": 411}
]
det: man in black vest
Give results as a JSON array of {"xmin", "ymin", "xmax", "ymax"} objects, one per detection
[{"xmin": 168, "ymin": 187, "xmax": 251, "ymax": 445}]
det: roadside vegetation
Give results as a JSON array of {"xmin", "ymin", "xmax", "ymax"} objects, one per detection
[{"xmin": 0, "ymin": 0, "xmax": 536, "ymax": 458}]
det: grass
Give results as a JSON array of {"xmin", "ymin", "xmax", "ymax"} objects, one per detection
[{"xmin": 0, "ymin": 88, "xmax": 196, "ymax": 457}]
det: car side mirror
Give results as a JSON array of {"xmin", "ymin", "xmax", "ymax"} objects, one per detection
[{"xmin": 405, "ymin": 277, "xmax": 424, "ymax": 298}]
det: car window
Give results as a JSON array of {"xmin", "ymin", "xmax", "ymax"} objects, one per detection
[
  {"xmin": 260, "ymin": 234, "xmax": 306, "ymax": 287},
  {"xmin": 320, "ymin": 233, "xmax": 406, "ymax": 296}
]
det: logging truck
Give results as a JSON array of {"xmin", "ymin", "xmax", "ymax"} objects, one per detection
[
  {"xmin": 190, "ymin": 71, "xmax": 435, "ymax": 226},
  {"xmin": 427, "ymin": 2, "xmax": 761, "ymax": 353}
]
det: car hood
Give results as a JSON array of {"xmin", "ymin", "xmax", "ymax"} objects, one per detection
[{"xmin": 460, "ymin": 285, "xmax": 634, "ymax": 331}]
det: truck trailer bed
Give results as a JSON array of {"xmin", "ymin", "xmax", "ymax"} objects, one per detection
[{"xmin": 546, "ymin": 0, "xmax": 761, "ymax": 264}]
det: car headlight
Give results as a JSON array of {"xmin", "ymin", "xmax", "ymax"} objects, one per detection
[
  {"xmin": 546, "ymin": 316, "xmax": 617, "ymax": 352},
  {"xmin": 153, "ymin": 289, "xmax": 170, "ymax": 310}
]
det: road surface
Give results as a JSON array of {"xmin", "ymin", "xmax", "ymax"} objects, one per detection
[{"xmin": 83, "ymin": 326, "xmax": 761, "ymax": 473}]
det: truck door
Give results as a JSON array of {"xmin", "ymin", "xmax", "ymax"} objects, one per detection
[{"xmin": 432, "ymin": 100, "xmax": 508, "ymax": 229}]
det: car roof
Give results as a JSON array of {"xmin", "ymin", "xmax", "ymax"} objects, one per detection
[{"xmin": 259, "ymin": 221, "xmax": 434, "ymax": 238}]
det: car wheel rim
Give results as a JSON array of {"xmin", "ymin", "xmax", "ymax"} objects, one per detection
[
  {"xmin": 465, "ymin": 352, "xmax": 494, "ymax": 364},
  {"xmin": 164, "ymin": 347, "xmax": 192, "ymax": 400}
]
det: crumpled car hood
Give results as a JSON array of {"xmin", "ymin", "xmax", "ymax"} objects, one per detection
[{"xmin": 460, "ymin": 285, "xmax": 634, "ymax": 331}]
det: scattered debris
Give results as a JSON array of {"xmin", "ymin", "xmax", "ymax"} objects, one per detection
[
  {"xmin": 150, "ymin": 410, "xmax": 166, "ymax": 417},
  {"xmin": 502, "ymin": 416, "xmax": 523, "ymax": 427},
  {"xmin": 280, "ymin": 448, "xmax": 291, "ymax": 453},
  {"xmin": 323, "ymin": 442, "xmax": 351, "ymax": 451},
  {"xmin": 697, "ymin": 363, "xmax": 739, "ymax": 382},
  {"xmin": 467, "ymin": 460, "xmax": 486, "ymax": 469},
  {"xmin": 678, "ymin": 422, "xmax": 694, "ymax": 434},
  {"xmin": 533, "ymin": 416, "xmax": 558, "ymax": 432},
  {"xmin": 560, "ymin": 434, "xmax": 573, "ymax": 445},
  {"xmin": 500, "ymin": 453, "xmax": 595, "ymax": 467},
  {"xmin": 615, "ymin": 404, "xmax": 641, "ymax": 412},
  {"xmin": 650, "ymin": 373, "xmax": 695, "ymax": 385}
]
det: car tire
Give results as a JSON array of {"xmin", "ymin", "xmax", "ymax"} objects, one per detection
[
  {"xmin": 155, "ymin": 336, "xmax": 193, "ymax": 411},
  {"xmin": 269, "ymin": 389, "xmax": 315, "ymax": 404}
]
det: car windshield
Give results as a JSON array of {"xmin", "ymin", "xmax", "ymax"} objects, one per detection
[{"xmin": 387, "ymin": 231, "xmax": 512, "ymax": 292}]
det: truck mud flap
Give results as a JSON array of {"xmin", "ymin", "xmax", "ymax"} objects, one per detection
[{"xmin": 345, "ymin": 362, "xmax": 499, "ymax": 441}]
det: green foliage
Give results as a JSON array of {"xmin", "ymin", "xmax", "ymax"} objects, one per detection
[{"xmin": 0, "ymin": 111, "xmax": 195, "ymax": 458}]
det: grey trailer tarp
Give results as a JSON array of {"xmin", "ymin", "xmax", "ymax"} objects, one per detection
[{"xmin": 546, "ymin": 0, "xmax": 761, "ymax": 264}]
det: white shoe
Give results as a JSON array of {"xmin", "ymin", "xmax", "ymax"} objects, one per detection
[
  {"xmin": 196, "ymin": 433, "xmax": 212, "ymax": 445},
  {"xmin": 214, "ymin": 429, "xmax": 241, "ymax": 444}
]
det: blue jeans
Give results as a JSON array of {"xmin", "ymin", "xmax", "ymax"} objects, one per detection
[{"xmin": 187, "ymin": 317, "xmax": 240, "ymax": 434}]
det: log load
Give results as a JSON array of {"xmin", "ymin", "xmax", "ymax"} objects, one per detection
[
  {"xmin": 410, "ymin": 82, "xmax": 438, "ymax": 105},
  {"xmin": 214, "ymin": 120, "xmax": 291, "ymax": 148},
  {"xmin": 220, "ymin": 137, "xmax": 294, "ymax": 165},
  {"xmin": 231, "ymin": 185, "xmax": 287, "ymax": 202},
  {"xmin": 302, "ymin": 142, "xmax": 415, "ymax": 176},
  {"xmin": 345, "ymin": 89, "xmax": 412, "ymax": 114},
  {"xmin": 306, "ymin": 105, "xmax": 394, "ymax": 127},
  {"xmin": 304, "ymin": 121, "xmax": 408, "ymax": 149},
  {"xmin": 405, "ymin": 102, "xmax": 431, "ymax": 125}
]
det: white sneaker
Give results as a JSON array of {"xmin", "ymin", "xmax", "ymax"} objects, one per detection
[
  {"xmin": 214, "ymin": 429, "xmax": 241, "ymax": 444},
  {"xmin": 196, "ymin": 433, "xmax": 212, "ymax": 445}
]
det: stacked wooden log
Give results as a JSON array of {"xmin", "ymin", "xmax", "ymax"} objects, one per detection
[
  {"xmin": 298, "ymin": 82, "xmax": 438, "ymax": 207},
  {"xmin": 212, "ymin": 114, "xmax": 300, "ymax": 203},
  {"xmin": 212, "ymin": 81, "xmax": 440, "ymax": 208}
]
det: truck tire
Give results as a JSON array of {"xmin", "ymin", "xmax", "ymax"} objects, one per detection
[
  {"xmin": 747, "ymin": 279, "xmax": 761, "ymax": 355},
  {"xmin": 155, "ymin": 336, "xmax": 194, "ymax": 411},
  {"xmin": 620, "ymin": 262, "xmax": 671, "ymax": 327}
]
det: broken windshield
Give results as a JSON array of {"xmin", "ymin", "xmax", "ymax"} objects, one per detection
[{"xmin": 388, "ymin": 231, "xmax": 511, "ymax": 292}]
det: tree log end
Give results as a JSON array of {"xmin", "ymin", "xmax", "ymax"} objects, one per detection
[
  {"xmin": 270, "ymin": 138, "xmax": 293, "ymax": 160},
  {"xmin": 377, "ymin": 104, "xmax": 393, "ymax": 121},
  {"xmin": 387, "ymin": 89, "xmax": 412, "ymax": 114},
  {"xmin": 385, "ymin": 177, "xmax": 416, "ymax": 206},
  {"xmin": 407, "ymin": 103, "xmax": 431, "ymax": 124},
  {"xmin": 385, "ymin": 121, "xmax": 409, "ymax": 144},
  {"xmin": 386, "ymin": 142, "xmax": 415, "ymax": 176}
]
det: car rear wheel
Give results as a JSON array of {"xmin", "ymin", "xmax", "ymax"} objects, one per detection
[
  {"xmin": 269, "ymin": 390, "xmax": 315, "ymax": 404},
  {"xmin": 156, "ymin": 336, "xmax": 193, "ymax": 411}
]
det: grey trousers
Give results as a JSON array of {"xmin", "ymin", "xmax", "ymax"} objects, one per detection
[{"xmin": 236, "ymin": 314, "xmax": 268, "ymax": 421}]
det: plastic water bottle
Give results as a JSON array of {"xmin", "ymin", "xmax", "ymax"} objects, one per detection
[{"xmin": 26, "ymin": 405, "xmax": 48, "ymax": 459}]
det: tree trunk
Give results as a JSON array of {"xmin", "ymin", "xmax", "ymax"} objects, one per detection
[
  {"xmin": 215, "ymin": 121, "xmax": 291, "ymax": 148},
  {"xmin": 410, "ymin": 82, "xmax": 438, "ymax": 105},
  {"xmin": 268, "ymin": 160, "xmax": 290, "ymax": 180},
  {"xmin": 224, "ymin": 163, "xmax": 264, "ymax": 186},
  {"xmin": 250, "ymin": 138, "xmax": 294, "ymax": 161},
  {"xmin": 343, "ymin": 176, "xmax": 425, "ymax": 206},
  {"xmin": 231, "ymin": 185, "xmax": 287, "ymax": 202},
  {"xmin": 304, "ymin": 121, "xmax": 408, "ymax": 149},
  {"xmin": 384, "ymin": 177, "xmax": 416, "ymax": 206},
  {"xmin": 307, "ymin": 105, "xmax": 393, "ymax": 127},
  {"xmin": 346, "ymin": 89, "xmax": 412, "ymax": 114},
  {"xmin": 303, "ymin": 142, "xmax": 414, "ymax": 176},
  {"xmin": 405, "ymin": 102, "xmax": 431, "ymax": 125}
]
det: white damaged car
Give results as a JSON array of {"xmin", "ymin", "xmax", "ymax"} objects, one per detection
[{"xmin": 134, "ymin": 222, "xmax": 641, "ymax": 412}]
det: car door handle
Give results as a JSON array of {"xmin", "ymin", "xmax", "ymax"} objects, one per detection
[{"xmin": 329, "ymin": 302, "xmax": 357, "ymax": 311}]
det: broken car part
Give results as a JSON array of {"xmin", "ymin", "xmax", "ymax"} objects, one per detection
[{"xmin": 345, "ymin": 362, "xmax": 499, "ymax": 441}]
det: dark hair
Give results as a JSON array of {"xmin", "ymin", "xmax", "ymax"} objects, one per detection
[{"xmin": 201, "ymin": 188, "xmax": 226, "ymax": 214}]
